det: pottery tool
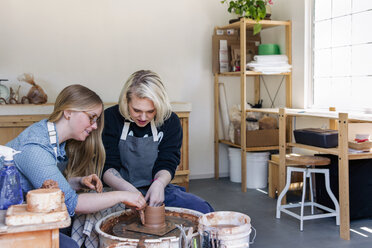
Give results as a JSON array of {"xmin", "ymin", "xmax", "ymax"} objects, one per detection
[{"xmin": 138, "ymin": 209, "xmax": 145, "ymax": 225}]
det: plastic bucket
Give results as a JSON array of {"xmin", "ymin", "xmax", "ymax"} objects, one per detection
[
  {"xmin": 246, "ymin": 152, "xmax": 269, "ymax": 189},
  {"xmin": 228, "ymin": 148, "xmax": 269, "ymax": 188},
  {"xmin": 228, "ymin": 147, "xmax": 242, "ymax": 183},
  {"xmin": 198, "ymin": 211, "xmax": 255, "ymax": 248}
]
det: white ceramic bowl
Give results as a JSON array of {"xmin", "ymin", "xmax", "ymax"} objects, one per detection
[{"xmin": 355, "ymin": 134, "xmax": 370, "ymax": 140}]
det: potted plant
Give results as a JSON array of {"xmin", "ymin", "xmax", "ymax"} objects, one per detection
[{"xmin": 221, "ymin": 0, "xmax": 273, "ymax": 35}]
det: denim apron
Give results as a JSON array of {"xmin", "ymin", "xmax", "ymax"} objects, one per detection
[
  {"xmin": 117, "ymin": 120, "xmax": 214, "ymax": 214},
  {"xmin": 118, "ymin": 120, "xmax": 159, "ymax": 188}
]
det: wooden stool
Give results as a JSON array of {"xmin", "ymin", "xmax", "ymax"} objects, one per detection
[
  {"xmin": 276, "ymin": 155, "xmax": 340, "ymax": 231},
  {"xmin": 268, "ymin": 154, "xmax": 304, "ymax": 198}
]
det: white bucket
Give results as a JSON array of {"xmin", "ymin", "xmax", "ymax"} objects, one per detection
[
  {"xmin": 198, "ymin": 211, "xmax": 255, "ymax": 248},
  {"xmin": 228, "ymin": 147, "xmax": 242, "ymax": 183},
  {"xmin": 228, "ymin": 148, "xmax": 269, "ymax": 188},
  {"xmin": 246, "ymin": 152, "xmax": 269, "ymax": 189}
]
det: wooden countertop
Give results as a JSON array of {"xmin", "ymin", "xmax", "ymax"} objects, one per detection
[
  {"xmin": 0, "ymin": 102, "xmax": 192, "ymax": 116},
  {"xmin": 246, "ymin": 108, "xmax": 372, "ymax": 123}
]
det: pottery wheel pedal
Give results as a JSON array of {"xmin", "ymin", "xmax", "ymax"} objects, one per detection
[{"xmin": 113, "ymin": 216, "xmax": 189, "ymax": 236}]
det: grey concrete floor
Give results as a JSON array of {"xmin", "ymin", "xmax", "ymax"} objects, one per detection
[{"xmin": 189, "ymin": 178, "xmax": 372, "ymax": 248}]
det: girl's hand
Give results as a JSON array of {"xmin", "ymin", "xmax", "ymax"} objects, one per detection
[
  {"xmin": 80, "ymin": 174, "xmax": 103, "ymax": 193},
  {"xmin": 122, "ymin": 191, "xmax": 147, "ymax": 210}
]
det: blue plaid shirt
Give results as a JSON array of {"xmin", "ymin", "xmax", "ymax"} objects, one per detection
[{"xmin": 6, "ymin": 119, "xmax": 78, "ymax": 216}]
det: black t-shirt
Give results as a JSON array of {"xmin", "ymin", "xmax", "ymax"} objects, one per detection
[{"xmin": 102, "ymin": 105, "xmax": 182, "ymax": 180}]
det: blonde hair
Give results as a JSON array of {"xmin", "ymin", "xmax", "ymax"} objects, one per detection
[
  {"xmin": 118, "ymin": 70, "xmax": 172, "ymax": 127},
  {"xmin": 48, "ymin": 84, "xmax": 105, "ymax": 179}
]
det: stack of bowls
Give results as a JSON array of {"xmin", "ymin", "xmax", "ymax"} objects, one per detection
[{"xmin": 258, "ymin": 44, "xmax": 280, "ymax": 55}]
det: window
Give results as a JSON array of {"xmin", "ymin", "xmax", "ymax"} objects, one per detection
[{"xmin": 312, "ymin": 0, "xmax": 372, "ymax": 111}]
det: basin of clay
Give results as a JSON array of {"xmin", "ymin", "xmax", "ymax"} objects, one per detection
[{"xmin": 95, "ymin": 207, "xmax": 202, "ymax": 248}]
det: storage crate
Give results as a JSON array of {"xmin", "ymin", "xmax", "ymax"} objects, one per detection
[{"xmin": 293, "ymin": 128, "xmax": 338, "ymax": 148}]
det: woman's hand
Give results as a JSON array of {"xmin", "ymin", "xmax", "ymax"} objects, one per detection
[
  {"xmin": 80, "ymin": 174, "xmax": 103, "ymax": 193},
  {"xmin": 121, "ymin": 191, "xmax": 147, "ymax": 210},
  {"xmin": 145, "ymin": 180, "xmax": 165, "ymax": 207}
]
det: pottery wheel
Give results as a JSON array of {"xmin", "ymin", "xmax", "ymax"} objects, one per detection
[{"xmin": 112, "ymin": 216, "xmax": 193, "ymax": 237}]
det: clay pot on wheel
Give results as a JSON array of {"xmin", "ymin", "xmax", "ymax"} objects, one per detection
[{"xmin": 144, "ymin": 203, "xmax": 166, "ymax": 228}]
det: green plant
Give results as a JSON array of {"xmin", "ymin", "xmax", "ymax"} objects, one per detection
[{"xmin": 221, "ymin": 0, "xmax": 273, "ymax": 35}]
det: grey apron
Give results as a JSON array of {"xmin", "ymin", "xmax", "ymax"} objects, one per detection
[{"xmin": 118, "ymin": 120, "xmax": 159, "ymax": 188}]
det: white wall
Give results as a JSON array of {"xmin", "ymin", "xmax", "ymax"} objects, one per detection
[
  {"xmin": 264, "ymin": 0, "xmax": 307, "ymax": 109},
  {"xmin": 0, "ymin": 0, "xmax": 234, "ymax": 179},
  {"xmin": 0, "ymin": 0, "xmax": 309, "ymax": 179}
]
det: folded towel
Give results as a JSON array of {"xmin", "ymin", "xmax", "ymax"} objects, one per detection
[
  {"xmin": 250, "ymin": 69, "xmax": 291, "ymax": 74},
  {"xmin": 247, "ymin": 65, "xmax": 292, "ymax": 70},
  {"xmin": 71, "ymin": 189, "xmax": 126, "ymax": 248},
  {"xmin": 247, "ymin": 61, "xmax": 291, "ymax": 67},
  {"xmin": 253, "ymin": 55, "xmax": 288, "ymax": 63}
]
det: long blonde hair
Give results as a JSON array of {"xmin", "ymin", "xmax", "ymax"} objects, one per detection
[
  {"xmin": 48, "ymin": 84, "xmax": 105, "ymax": 179},
  {"xmin": 118, "ymin": 70, "xmax": 172, "ymax": 127}
]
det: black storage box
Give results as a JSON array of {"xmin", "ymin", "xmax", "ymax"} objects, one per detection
[
  {"xmin": 315, "ymin": 154, "xmax": 372, "ymax": 220},
  {"xmin": 293, "ymin": 128, "xmax": 338, "ymax": 148}
]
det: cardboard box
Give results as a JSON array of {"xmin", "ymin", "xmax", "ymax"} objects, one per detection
[{"xmin": 235, "ymin": 129, "xmax": 279, "ymax": 147}]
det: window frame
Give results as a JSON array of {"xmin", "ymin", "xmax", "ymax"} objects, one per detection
[{"xmin": 309, "ymin": 0, "xmax": 372, "ymax": 113}]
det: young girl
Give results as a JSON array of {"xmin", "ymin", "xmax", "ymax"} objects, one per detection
[{"xmin": 6, "ymin": 84, "xmax": 146, "ymax": 247}]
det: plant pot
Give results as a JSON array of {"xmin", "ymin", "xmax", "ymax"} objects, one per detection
[
  {"xmin": 265, "ymin": 5, "xmax": 272, "ymax": 20},
  {"xmin": 229, "ymin": 17, "xmax": 242, "ymax": 24}
]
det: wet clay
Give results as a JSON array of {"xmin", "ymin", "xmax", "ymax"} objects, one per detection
[
  {"xmin": 41, "ymin": 179, "xmax": 59, "ymax": 189},
  {"xmin": 143, "ymin": 204, "xmax": 166, "ymax": 228}
]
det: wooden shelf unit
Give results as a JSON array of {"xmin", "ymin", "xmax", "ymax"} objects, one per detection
[{"xmin": 214, "ymin": 19, "xmax": 292, "ymax": 192}]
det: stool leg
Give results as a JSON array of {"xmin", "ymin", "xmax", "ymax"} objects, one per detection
[
  {"xmin": 308, "ymin": 170, "xmax": 314, "ymax": 215},
  {"xmin": 276, "ymin": 167, "xmax": 292, "ymax": 219},
  {"xmin": 300, "ymin": 169, "xmax": 307, "ymax": 231},
  {"xmin": 324, "ymin": 169, "xmax": 340, "ymax": 225}
]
